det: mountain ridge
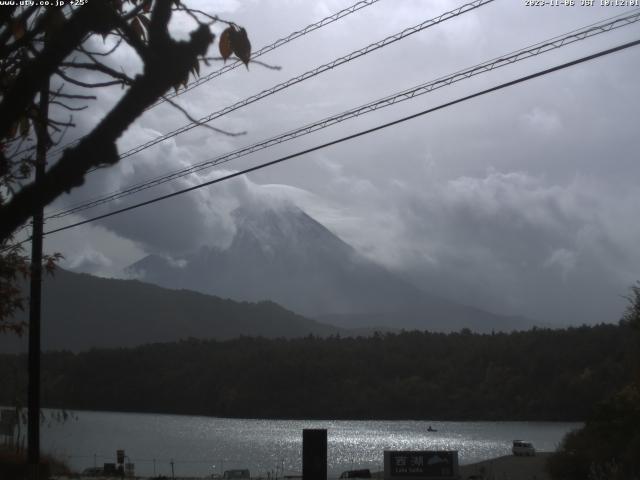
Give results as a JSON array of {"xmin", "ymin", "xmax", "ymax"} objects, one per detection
[
  {"xmin": 0, "ymin": 268, "xmax": 344, "ymax": 353},
  {"xmin": 128, "ymin": 204, "xmax": 535, "ymax": 332}
]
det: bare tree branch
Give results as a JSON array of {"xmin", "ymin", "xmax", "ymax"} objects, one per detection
[
  {"xmin": 49, "ymin": 100, "xmax": 88, "ymax": 112},
  {"xmin": 78, "ymin": 37, "xmax": 123, "ymax": 57},
  {"xmin": 161, "ymin": 95, "xmax": 246, "ymax": 137},
  {"xmin": 0, "ymin": 1, "xmax": 116, "ymax": 140},
  {"xmin": 55, "ymin": 69, "xmax": 125, "ymax": 89},
  {"xmin": 50, "ymin": 91, "xmax": 97, "ymax": 100},
  {"xmin": 203, "ymin": 56, "xmax": 281, "ymax": 71},
  {"xmin": 59, "ymin": 62, "xmax": 134, "ymax": 85},
  {"xmin": 0, "ymin": 0, "xmax": 215, "ymax": 242},
  {"xmin": 0, "ymin": 5, "xmax": 40, "ymax": 56}
]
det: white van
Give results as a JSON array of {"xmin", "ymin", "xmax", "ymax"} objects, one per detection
[{"xmin": 512, "ymin": 440, "xmax": 536, "ymax": 456}]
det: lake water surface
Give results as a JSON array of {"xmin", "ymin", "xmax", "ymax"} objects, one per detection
[{"xmin": 40, "ymin": 410, "xmax": 580, "ymax": 477}]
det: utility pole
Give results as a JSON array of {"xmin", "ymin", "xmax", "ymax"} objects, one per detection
[{"xmin": 27, "ymin": 80, "xmax": 49, "ymax": 480}]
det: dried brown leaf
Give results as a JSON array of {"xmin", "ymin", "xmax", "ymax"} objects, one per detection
[
  {"xmin": 190, "ymin": 59, "xmax": 200, "ymax": 77},
  {"xmin": 130, "ymin": 17, "xmax": 145, "ymax": 42},
  {"xmin": 231, "ymin": 27, "xmax": 251, "ymax": 67},
  {"xmin": 19, "ymin": 115, "xmax": 29, "ymax": 137},
  {"xmin": 138, "ymin": 14, "xmax": 151, "ymax": 30},
  {"xmin": 219, "ymin": 27, "xmax": 233, "ymax": 61},
  {"xmin": 8, "ymin": 122, "xmax": 18, "ymax": 139},
  {"xmin": 11, "ymin": 20, "xmax": 25, "ymax": 41}
]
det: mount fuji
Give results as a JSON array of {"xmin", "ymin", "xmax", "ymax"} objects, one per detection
[{"xmin": 127, "ymin": 204, "xmax": 532, "ymax": 332}]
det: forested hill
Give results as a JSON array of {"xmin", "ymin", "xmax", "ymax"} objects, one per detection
[
  {"xmin": 0, "ymin": 324, "xmax": 633, "ymax": 421},
  {"xmin": 0, "ymin": 269, "xmax": 343, "ymax": 353}
]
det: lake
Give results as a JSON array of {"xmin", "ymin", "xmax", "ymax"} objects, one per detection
[{"xmin": 39, "ymin": 410, "xmax": 580, "ymax": 478}]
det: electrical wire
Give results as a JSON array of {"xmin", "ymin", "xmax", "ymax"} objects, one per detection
[
  {"xmin": 112, "ymin": 0, "xmax": 493, "ymax": 162},
  {"xmin": 2, "ymin": 0, "xmax": 496, "ymax": 245},
  {"xmin": 44, "ymin": 9, "xmax": 640, "ymax": 222},
  {"xmin": 157, "ymin": 0, "xmax": 382, "ymax": 105},
  {"xmin": 46, "ymin": 0, "xmax": 383, "ymax": 158},
  {"xmin": 44, "ymin": 0, "xmax": 496, "ymax": 218},
  {"xmin": 33, "ymin": 38, "xmax": 640, "ymax": 241}
]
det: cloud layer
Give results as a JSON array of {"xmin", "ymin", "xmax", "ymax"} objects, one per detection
[{"xmin": 38, "ymin": 0, "xmax": 640, "ymax": 326}]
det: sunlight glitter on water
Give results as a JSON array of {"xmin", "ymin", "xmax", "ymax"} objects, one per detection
[{"xmin": 40, "ymin": 411, "xmax": 580, "ymax": 477}]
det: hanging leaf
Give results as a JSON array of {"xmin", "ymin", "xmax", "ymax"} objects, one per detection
[
  {"xmin": 11, "ymin": 20, "xmax": 25, "ymax": 41},
  {"xmin": 19, "ymin": 115, "xmax": 29, "ymax": 137},
  {"xmin": 130, "ymin": 17, "xmax": 145, "ymax": 42},
  {"xmin": 231, "ymin": 27, "xmax": 251, "ymax": 67},
  {"xmin": 28, "ymin": 106, "xmax": 39, "ymax": 128},
  {"xmin": 190, "ymin": 58, "xmax": 200, "ymax": 77},
  {"xmin": 8, "ymin": 122, "xmax": 18, "ymax": 139},
  {"xmin": 219, "ymin": 27, "xmax": 233, "ymax": 61},
  {"xmin": 138, "ymin": 14, "xmax": 151, "ymax": 30}
]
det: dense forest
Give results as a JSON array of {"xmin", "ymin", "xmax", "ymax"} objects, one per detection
[{"xmin": 0, "ymin": 324, "xmax": 633, "ymax": 421}]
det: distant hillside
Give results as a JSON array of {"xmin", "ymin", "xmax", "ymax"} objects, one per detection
[
  {"xmin": 0, "ymin": 324, "xmax": 632, "ymax": 420},
  {"xmin": 0, "ymin": 269, "xmax": 342, "ymax": 353},
  {"xmin": 128, "ymin": 204, "xmax": 534, "ymax": 333}
]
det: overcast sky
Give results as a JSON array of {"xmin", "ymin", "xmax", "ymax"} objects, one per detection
[{"xmin": 35, "ymin": 0, "xmax": 640, "ymax": 326}]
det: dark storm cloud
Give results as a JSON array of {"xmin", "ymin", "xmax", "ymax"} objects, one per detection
[{"xmin": 44, "ymin": 0, "xmax": 640, "ymax": 325}]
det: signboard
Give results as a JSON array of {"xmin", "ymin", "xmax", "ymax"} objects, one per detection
[
  {"xmin": 302, "ymin": 429, "xmax": 327, "ymax": 480},
  {"xmin": 384, "ymin": 451, "xmax": 458, "ymax": 480},
  {"xmin": 117, "ymin": 450, "xmax": 125, "ymax": 464}
]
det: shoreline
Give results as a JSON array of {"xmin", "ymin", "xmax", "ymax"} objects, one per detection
[
  {"xmin": 53, "ymin": 453, "xmax": 554, "ymax": 480},
  {"xmin": 29, "ymin": 406, "xmax": 585, "ymax": 423}
]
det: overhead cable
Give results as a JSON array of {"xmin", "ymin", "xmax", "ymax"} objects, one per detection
[
  {"xmin": 45, "ymin": 0, "xmax": 383, "ymax": 158},
  {"xmin": 45, "ymin": 9, "xmax": 640, "ymax": 221},
  {"xmin": 35, "ymin": 38, "xmax": 640, "ymax": 240},
  {"xmin": 113, "ymin": 0, "xmax": 495, "ymax": 161},
  {"xmin": 44, "ymin": 0, "xmax": 494, "ymax": 218},
  {"xmin": 157, "ymin": 0, "xmax": 383, "ymax": 105}
]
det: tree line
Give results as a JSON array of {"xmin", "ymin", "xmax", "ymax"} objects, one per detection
[
  {"xmin": 547, "ymin": 284, "xmax": 640, "ymax": 479},
  {"xmin": 0, "ymin": 323, "xmax": 633, "ymax": 421}
]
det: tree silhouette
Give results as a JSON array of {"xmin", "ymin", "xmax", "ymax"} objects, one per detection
[{"xmin": 0, "ymin": 0, "xmax": 252, "ymax": 331}]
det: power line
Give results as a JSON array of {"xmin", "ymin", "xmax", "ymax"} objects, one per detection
[
  {"xmin": 37, "ymin": 38, "xmax": 640, "ymax": 240},
  {"xmin": 46, "ymin": 0, "xmax": 494, "ymax": 218},
  {"xmin": 46, "ymin": 0, "xmax": 383, "ymax": 158},
  {"xmin": 156, "ymin": 0, "xmax": 382, "ymax": 106},
  {"xmin": 112, "ymin": 0, "xmax": 495, "ymax": 161},
  {"xmin": 45, "ymin": 0, "xmax": 495, "ymax": 216},
  {"xmin": 45, "ymin": 9, "xmax": 640, "ymax": 221}
]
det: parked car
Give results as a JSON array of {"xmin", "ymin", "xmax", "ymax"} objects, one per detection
[
  {"xmin": 223, "ymin": 469, "xmax": 251, "ymax": 479},
  {"xmin": 81, "ymin": 467, "xmax": 104, "ymax": 476},
  {"xmin": 512, "ymin": 440, "xmax": 536, "ymax": 456}
]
